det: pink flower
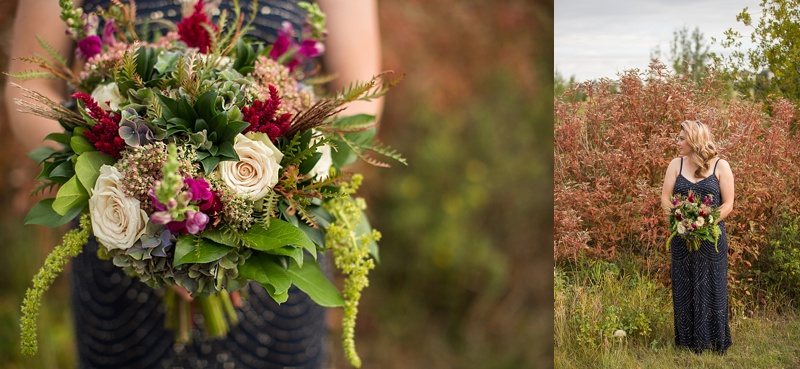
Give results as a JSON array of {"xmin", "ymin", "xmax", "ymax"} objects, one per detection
[
  {"xmin": 77, "ymin": 35, "xmax": 103, "ymax": 59},
  {"xmin": 298, "ymin": 39, "xmax": 324, "ymax": 58},
  {"xmin": 102, "ymin": 19, "xmax": 117, "ymax": 46},
  {"xmin": 184, "ymin": 210, "xmax": 209, "ymax": 234}
]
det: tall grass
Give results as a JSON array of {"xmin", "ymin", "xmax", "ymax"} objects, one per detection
[{"xmin": 555, "ymin": 261, "xmax": 800, "ymax": 368}]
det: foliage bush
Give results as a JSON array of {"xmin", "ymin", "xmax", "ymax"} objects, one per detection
[
  {"xmin": 554, "ymin": 61, "xmax": 800, "ymax": 310},
  {"xmin": 753, "ymin": 214, "xmax": 800, "ymax": 309},
  {"xmin": 555, "ymin": 261, "xmax": 672, "ymax": 350}
]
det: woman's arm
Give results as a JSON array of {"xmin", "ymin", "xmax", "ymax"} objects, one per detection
[
  {"xmin": 316, "ymin": 0, "xmax": 384, "ymax": 119},
  {"xmin": 660, "ymin": 157, "xmax": 681, "ymax": 215},
  {"xmin": 716, "ymin": 159, "xmax": 735, "ymax": 222},
  {"xmin": 5, "ymin": 0, "xmax": 82, "ymax": 152}
]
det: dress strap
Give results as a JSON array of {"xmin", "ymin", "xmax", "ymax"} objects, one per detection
[
  {"xmin": 712, "ymin": 158, "xmax": 721, "ymax": 175},
  {"xmin": 679, "ymin": 157, "xmax": 683, "ymax": 175}
]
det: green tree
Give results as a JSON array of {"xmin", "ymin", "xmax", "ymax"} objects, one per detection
[
  {"xmin": 554, "ymin": 70, "xmax": 586, "ymax": 102},
  {"xmin": 652, "ymin": 26, "xmax": 710, "ymax": 83},
  {"xmin": 718, "ymin": 0, "xmax": 800, "ymax": 103}
]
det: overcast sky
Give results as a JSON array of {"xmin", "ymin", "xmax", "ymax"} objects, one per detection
[{"xmin": 555, "ymin": 0, "xmax": 762, "ymax": 82}]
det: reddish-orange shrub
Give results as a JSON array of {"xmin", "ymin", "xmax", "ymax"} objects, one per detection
[{"xmin": 554, "ymin": 61, "xmax": 800, "ymax": 308}]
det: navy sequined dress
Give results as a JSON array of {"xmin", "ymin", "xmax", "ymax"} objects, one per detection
[
  {"xmin": 73, "ymin": 1, "xmax": 329, "ymax": 368},
  {"xmin": 670, "ymin": 157, "xmax": 732, "ymax": 354}
]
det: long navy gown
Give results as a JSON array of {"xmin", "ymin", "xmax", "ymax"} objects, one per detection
[
  {"xmin": 72, "ymin": 1, "xmax": 329, "ymax": 368},
  {"xmin": 670, "ymin": 157, "xmax": 732, "ymax": 354}
]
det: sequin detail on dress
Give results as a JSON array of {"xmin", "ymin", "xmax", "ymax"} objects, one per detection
[{"xmin": 670, "ymin": 157, "xmax": 732, "ymax": 353}]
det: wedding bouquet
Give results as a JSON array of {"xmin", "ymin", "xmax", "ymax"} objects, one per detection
[
  {"xmin": 665, "ymin": 190, "xmax": 721, "ymax": 252},
  {"xmin": 11, "ymin": 1, "xmax": 403, "ymax": 367}
]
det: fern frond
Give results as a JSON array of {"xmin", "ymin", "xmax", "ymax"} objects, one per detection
[
  {"xmin": 295, "ymin": 204, "xmax": 319, "ymax": 228},
  {"xmin": 336, "ymin": 133, "xmax": 407, "ymax": 167},
  {"xmin": 16, "ymin": 56, "xmax": 79, "ymax": 86},
  {"xmin": 4, "ymin": 70, "xmax": 54, "ymax": 81},
  {"xmin": 35, "ymin": 36, "xmax": 68, "ymax": 67},
  {"xmin": 336, "ymin": 80, "xmax": 375, "ymax": 104},
  {"xmin": 30, "ymin": 181, "xmax": 59, "ymax": 197},
  {"xmin": 284, "ymin": 135, "xmax": 330, "ymax": 166}
]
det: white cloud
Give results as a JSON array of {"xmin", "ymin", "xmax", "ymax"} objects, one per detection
[{"xmin": 555, "ymin": 0, "xmax": 761, "ymax": 82}]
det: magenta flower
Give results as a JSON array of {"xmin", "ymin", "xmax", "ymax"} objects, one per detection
[
  {"xmin": 77, "ymin": 35, "xmax": 102, "ymax": 59},
  {"xmin": 184, "ymin": 178, "xmax": 213, "ymax": 202},
  {"xmin": 102, "ymin": 20, "xmax": 117, "ymax": 46},
  {"xmin": 298, "ymin": 39, "xmax": 324, "ymax": 58},
  {"xmin": 270, "ymin": 21, "xmax": 294, "ymax": 59}
]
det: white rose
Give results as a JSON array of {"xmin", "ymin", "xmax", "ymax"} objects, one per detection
[
  {"xmin": 89, "ymin": 165, "xmax": 149, "ymax": 250},
  {"xmin": 695, "ymin": 217, "xmax": 705, "ymax": 227},
  {"xmin": 90, "ymin": 82, "xmax": 124, "ymax": 111},
  {"xmin": 309, "ymin": 143, "xmax": 333, "ymax": 180},
  {"xmin": 218, "ymin": 133, "xmax": 283, "ymax": 200},
  {"xmin": 677, "ymin": 223, "xmax": 686, "ymax": 235},
  {"xmin": 708, "ymin": 215, "xmax": 714, "ymax": 224}
]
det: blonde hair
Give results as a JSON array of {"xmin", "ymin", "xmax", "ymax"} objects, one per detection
[{"xmin": 680, "ymin": 120, "xmax": 718, "ymax": 178}]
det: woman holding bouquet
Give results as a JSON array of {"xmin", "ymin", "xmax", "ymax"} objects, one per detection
[
  {"xmin": 660, "ymin": 120, "xmax": 734, "ymax": 354},
  {"xmin": 6, "ymin": 0, "xmax": 383, "ymax": 368}
]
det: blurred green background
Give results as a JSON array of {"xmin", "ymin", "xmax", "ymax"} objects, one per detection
[{"xmin": 0, "ymin": 0, "xmax": 553, "ymax": 368}]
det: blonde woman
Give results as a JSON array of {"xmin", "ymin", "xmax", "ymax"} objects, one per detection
[{"xmin": 660, "ymin": 120, "xmax": 734, "ymax": 354}]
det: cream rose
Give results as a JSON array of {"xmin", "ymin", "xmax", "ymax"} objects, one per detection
[
  {"xmin": 90, "ymin": 82, "xmax": 124, "ymax": 111},
  {"xmin": 309, "ymin": 143, "xmax": 333, "ymax": 180},
  {"xmin": 218, "ymin": 133, "xmax": 283, "ymax": 200},
  {"xmin": 677, "ymin": 223, "xmax": 687, "ymax": 235},
  {"xmin": 89, "ymin": 165, "xmax": 149, "ymax": 250},
  {"xmin": 695, "ymin": 217, "xmax": 705, "ymax": 227}
]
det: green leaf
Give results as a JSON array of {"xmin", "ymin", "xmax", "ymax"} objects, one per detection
[
  {"xmin": 240, "ymin": 219, "xmax": 316, "ymax": 258},
  {"xmin": 239, "ymin": 251, "xmax": 292, "ymax": 297},
  {"xmin": 298, "ymin": 221, "xmax": 325, "ymax": 248},
  {"xmin": 51, "ymin": 176, "xmax": 88, "ymax": 216},
  {"xmin": 287, "ymin": 253, "xmax": 344, "ymax": 307},
  {"xmin": 74, "ymin": 151, "xmax": 115, "ymax": 194},
  {"xmin": 24, "ymin": 198, "xmax": 83, "ymax": 227},
  {"xmin": 70, "ymin": 135, "xmax": 95, "ymax": 155},
  {"xmin": 44, "ymin": 132, "xmax": 72, "ymax": 146},
  {"xmin": 308, "ymin": 205, "xmax": 334, "ymax": 228},
  {"xmin": 200, "ymin": 156, "xmax": 221, "ymax": 174},
  {"xmin": 357, "ymin": 211, "xmax": 380, "ymax": 262},
  {"xmin": 173, "ymin": 236, "xmax": 234, "ymax": 266},
  {"xmin": 201, "ymin": 228, "xmax": 242, "ymax": 248},
  {"xmin": 264, "ymin": 246, "xmax": 305, "ymax": 267},
  {"xmin": 331, "ymin": 114, "xmax": 376, "ymax": 131},
  {"xmin": 49, "ymin": 160, "xmax": 75, "ymax": 179},
  {"xmin": 153, "ymin": 52, "xmax": 180, "ymax": 74},
  {"xmin": 28, "ymin": 147, "xmax": 56, "ymax": 163}
]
